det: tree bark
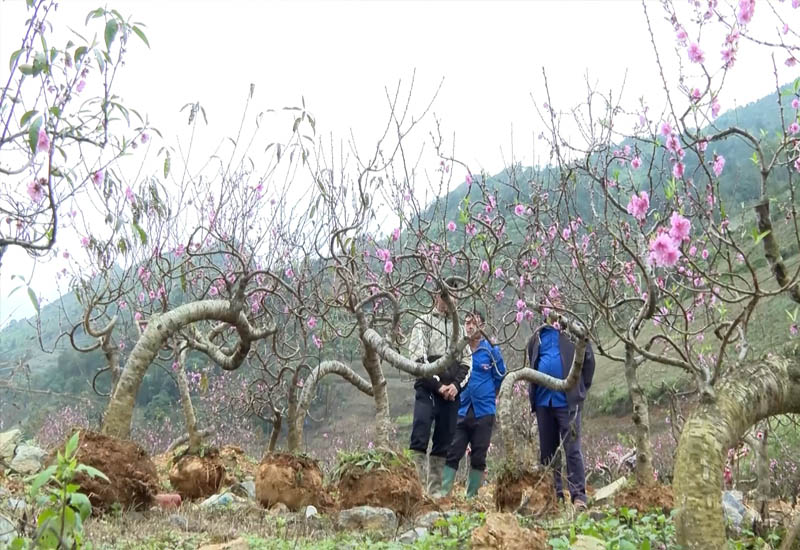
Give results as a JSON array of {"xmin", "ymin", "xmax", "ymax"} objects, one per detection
[
  {"xmin": 624, "ymin": 343, "xmax": 656, "ymax": 486},
  {"xmin": 102, "ymin": 300, "xmax": 268, "ymax": 439},
  {"xmin": 744, "ymin": 425, "xmax": 770, "ymax": 533},
  {"xmin": 291, "ymin": 360, "xmax": 373, "ymax": 452},
  {"xmin": 674, "ymin": 355, "xmax": 800, "ymax": 550},
  {"xmin": 496, "ymin": 336, "xmax": 587, "ymax": 466},
  {"xmin": 268, "ymin": 410, "xmax": 282, "ymax": 454},
  {"xmin": 361, "ymin": 327, "xmax": 468, "ymax": 377},
  {"xmin": 174, "ymin": 348, "xmax": 202, "ymax": 454},
  {"xmin": 362, "ymin": 342, "xmax": 392, "ymax": 447}
]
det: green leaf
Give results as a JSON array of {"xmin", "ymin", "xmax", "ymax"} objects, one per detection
[
  {"xmin": 70, "ymin": 492, "xmax": 92, "ymax": 520},
  {"xmin": 85, "ymin": 8, "xmax": 104, "ymax": 25},
  {"xmin": 753, "ymin": 228, "xmax": 771, "ymax": 244},
  {"xmin": 18, "ymin": 64, "xmax": 36, "ymax": 76},
  {"xmin": 20, "ymin": 110, "xmax": 38, "ymax": 127},
  {"xmin": 75, "ymin": 464, "xmax": 109, "ymax": 482},
  {"xmin": 640, "ymin": 539, "xmax": 651, "ymax": 550},
  {"xmin": 93, "ymin": 48, "xmax": 105, "ymax": 71},
  {"xmin": 163, "ymin": 153, "xmax": 170, "ymax": 178},
  {"xmin": 64, "ymin": 431, "xmax": 80, "ymax": 458},
  {"xmin": 29, "ymin": 465, "xmax": 57, "ymax": 494},
  {"xmin": 132, "ymin": 222, "xmax": 147, "ymax": 245},
  {"xmin": 132, "ymin": 25, "xmax": 150, "ymax": 48},
  {"xmin": 117, "ymin": 238, "xmax": 127, "ymax": 254},
  {"xmin": 74, "ymin": 46, "xmax": 87, "ymax": 64},
  {"xmin": 27, "ymin": 287, "xmax": 40, "ymax": 314},
  {"xmin": 9, "ymin": 48, "xmax": 23, "ymax": 71},
  {"xmin": 28, "ymin": 116, "xmax": 42, "ymax": 153},
  {"xmin": 104, "ymin": 19, "xmax": 119, "ymax": 50},
  {"xmin": 750, "ymin": 151, "xmax": 759, "ymax": 165}
]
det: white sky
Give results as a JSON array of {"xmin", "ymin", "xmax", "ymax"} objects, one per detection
[{"xmin": 1, "ymin": 0, "xmax": 797, "ymax": 325}]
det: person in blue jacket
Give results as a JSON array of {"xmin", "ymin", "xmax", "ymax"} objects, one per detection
[{"xmin": 437, "ymin": 310, "xmax": 506, "ymax": 498}]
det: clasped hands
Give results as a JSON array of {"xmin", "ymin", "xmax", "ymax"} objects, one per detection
[{"xmin": 438, "ymin": 383, "xmax": 457, "ymax": 401}]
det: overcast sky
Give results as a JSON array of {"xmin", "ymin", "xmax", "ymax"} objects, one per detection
[{"xmin": 1, "ymin": 0, "xmax": 797, "ymax": 324}]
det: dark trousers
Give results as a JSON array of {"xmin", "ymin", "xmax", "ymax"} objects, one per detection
[
  {"xmin": 535, "ymin": 405, "xmax": 587, "ymax": 503},
  {"xmin": 409, "ymin": 386, "xmax": 459, "ymax": 457},
  {"xmin": 445, "ymin": 406, "xmax": 495, "ymax": 472}
]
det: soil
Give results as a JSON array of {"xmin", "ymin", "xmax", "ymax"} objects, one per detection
[
  {"xmin": 471, "ymin": 512, "xmax": 548, "ymax": 550},
  {"xmin": 219, "ymin": 445, "xmax": 258, "ymax": 484},
  {"xmin": 495, "ymin": 468, "xmax": 557, "ymax": 515},
  {"xmin": 614, "ymin": 482, "xmax": 674, "ymax": 513},
  {"xmin": 63, "ymin": 430, "xmax": 159, "ymax": 512},
  {"xmin": 337, "ymin": 461, "xmax": 423, "ymax": 517},
  {"xmin": 255, "ymin": 453, "xmax": 327, "ymax": 511},
  {"xmin": 168, "ymin": 449, "xmax": 226, "ymax": 500}
]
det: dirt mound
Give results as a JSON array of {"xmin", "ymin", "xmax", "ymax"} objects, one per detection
[
  {"xmin": 255, "ymin": 453, "xmax": 327, "ymax": 511},
  {"xmin": 168, "ymin": 449, "xmax": 225, "ymax": 500},
  {"xmin": 337, "ymin": 461, "xmax": 423, "ymax": 517},
  {"xmin": 63, "ymin": 430, "xmax": 158, "ymax": 512},
  {"xmin": 471, "ymin": 512, "xmax": 548, "ymax": 550},
  {"xmin": 614, "ymin": 482, "xmax": 674, "ymax": 513},
  {"xmin": 220, "ymin": 445, "xmax": 257, "ymax": 484},
  {"xmin": 495, "ymin": 468, "xmax": 557, "ymax": 515}
]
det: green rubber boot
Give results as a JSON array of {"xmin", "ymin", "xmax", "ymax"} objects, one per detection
[
  {"xmin": 436, "ymin": 465, "xmax": 458, "ymax": 498},
  {"xmin": 466, "ymin": 469, "xmax": 484, "ymax": 498}
]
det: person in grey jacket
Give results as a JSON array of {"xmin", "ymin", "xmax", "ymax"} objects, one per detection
[{"xmin": 407, "ymin": 288, "xmax": 472, "ymax": 494}]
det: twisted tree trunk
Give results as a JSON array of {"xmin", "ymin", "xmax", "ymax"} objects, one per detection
[
  {"xmin": 624, "ymin": 343, "xmax": 655, "ymax": 486},
  {"xmin": 268, "ymin": 410, "xmax": 282, "ymax": 454},
  {"xmin": 362, "ymin": 343, "xmax": 392, "ymax": 447},
  {"xmin": 102, "ymin": 300, "xmax": 270, "ymax": 439},
  {"xmin": 291, "ymin": 360, "xmax": 373, "ymax": 452},
  {"xmin": 174, "ymin": 348, "xmax": 203, "ymax": 454},
  {"xmin": 674, "ymin": 355, "xmax": 800, "ymax": 550}
]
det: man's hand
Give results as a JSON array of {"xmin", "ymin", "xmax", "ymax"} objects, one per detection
[{"xmin": 438, "ymin": 383, "xmax": 457, "ymax": 401}]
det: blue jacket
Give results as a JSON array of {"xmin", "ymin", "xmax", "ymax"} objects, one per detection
[
  {"xmin": 458, "ymin": 339, "xmax": 506, "ymax": 418},
  {"xmin": 532, "ymin": 326, "xmax": 568, "ymax": 408},
  {"xmin": 527, "ymin": 325, "xmax": 595, "ymax": 411}
]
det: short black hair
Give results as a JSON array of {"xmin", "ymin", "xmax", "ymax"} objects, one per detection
[{"xmin": 467, "ymin": 310, "xmax": 485, "ymax": 323}]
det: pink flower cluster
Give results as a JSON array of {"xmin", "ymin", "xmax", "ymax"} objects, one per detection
[
  {"xmin": 648, "ymin": 212, "xmax": 691, "ymax": 267},
  {"xmin": 626, "ymin": 191, "xmax": 649, "ymax": 221}
]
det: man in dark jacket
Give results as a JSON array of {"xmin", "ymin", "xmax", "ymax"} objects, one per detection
[
  {"xmin": 528, "ymin": 315, "xmax": 595, "ymax": 510},
  {"xmin": 407, "ymin": 290, "xmax": 472, "ymax": 494},
  {"xmin": 437, "ymin": 310, "xmax": 505, "ymax": 498}
]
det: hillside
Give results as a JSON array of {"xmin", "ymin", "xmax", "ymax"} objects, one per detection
[{"xmin": 3, "ymin": 83, "xmax": 800, "ymax": 444}]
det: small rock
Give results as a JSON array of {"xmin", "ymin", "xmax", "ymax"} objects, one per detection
[
  {"xmin": 592, "ymin": 476, "xmax": 627, "ymax": 504},
  {"xmin": 269, "ymin": 502, "xmax": 290, "ymax": 515},
  {"xmin": 304, "ymin": 505, "xmax": 318, "ymax": 519},
  {"xmin": 0, "ymin": 429, "xmax": 22, "ymax": 462},
  {"xmin": 722, "ymin": 490, "xmax": 759, "ymax": 530},
  {"xmin": 9, "ymin": 444, "xmax": 45, "ymax": 474},
  {"xmin": 201, "ymin": 492, "xmax": 234, "ymax": 507},
  {"xmin": 154, "ymin": 493, "xmax": 182, "ymax": 510},
  {"xmin": 397, "ymin": 527, "xmax": 428, "ymax": 544},
  {"xmin": 416, "ymin": 511, "xmax": 445, "ymax": 529},
  {"xmin": 338, "ymin": 505, "xmax": 398, "ymax": 534},
  {"xmin": 168, "ymin": 514, "xmax": 189, "ymax": 531},
  {"xmin": 197, "ymin": 537, "xmax": 249, "ymax": 550},
  {"xmin": 571, "ymin": 534, "xmax": 605, "ymax": 550},
  {"xmin": 0, "ymin": 514, "xmax": 17, "ymax": 546},
  {"xmin": 231, "ymin": 480, "xmax": 256, "ymax": 500}
]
